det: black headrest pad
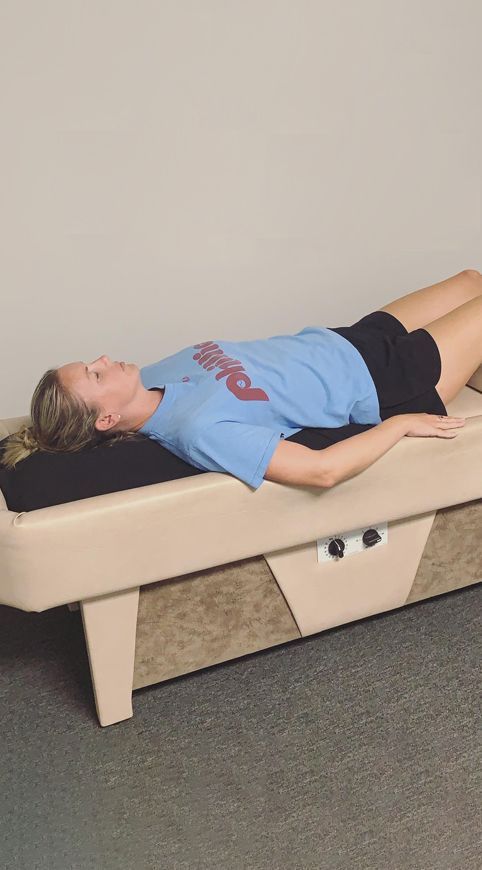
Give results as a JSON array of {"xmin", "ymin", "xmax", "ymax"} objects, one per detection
[{"xmin": 0, "ymin": 423, "xmax": 374, "ymax": 512}]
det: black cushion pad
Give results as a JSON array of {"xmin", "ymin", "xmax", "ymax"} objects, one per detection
[{"xmin": 0, "ymin": 423, "xmax": 375, "ymax": 512}]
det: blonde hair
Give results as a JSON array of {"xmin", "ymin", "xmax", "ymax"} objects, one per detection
[{"xmin": 0, "ymin": 368, "xmax": 142, "ymax": 471}]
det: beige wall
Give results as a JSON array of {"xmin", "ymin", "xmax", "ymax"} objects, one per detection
[{"xmin": 1, "ymin": 0, "xmax": 481, "ymax": 417}]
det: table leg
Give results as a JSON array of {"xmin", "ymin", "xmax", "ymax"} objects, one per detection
[{"xmin": 80, "ymin": 586, "xmax": 140, "ymax": 727}]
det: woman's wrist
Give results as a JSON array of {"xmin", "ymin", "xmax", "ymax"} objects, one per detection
[{"xmin": 386, "ymin": 414, "xmax": 411, "ymax": 436}]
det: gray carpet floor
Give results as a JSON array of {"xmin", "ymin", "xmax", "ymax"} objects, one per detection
[{"xmin": 0, "ymin": 584, "xmax": 480, "ymax": 870}]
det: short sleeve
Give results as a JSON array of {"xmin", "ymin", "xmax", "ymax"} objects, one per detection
[{"xmin": 187, "ymin": 422, "xmax": 281, "ymax": 490}]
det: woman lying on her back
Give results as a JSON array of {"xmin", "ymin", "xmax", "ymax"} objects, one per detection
[{"xmin": 2, "ymin": 269, "xmax": 481, "ymax": 490}]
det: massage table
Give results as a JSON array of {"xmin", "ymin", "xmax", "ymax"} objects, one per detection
[{"xmin": 1, "ymin": 369, "xmax": 481, "ymax": 727}]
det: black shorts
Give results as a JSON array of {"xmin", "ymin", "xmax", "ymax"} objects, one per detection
[{"xmin": 328, "ymin": 310, "xmax": 448, "ymax": 421}]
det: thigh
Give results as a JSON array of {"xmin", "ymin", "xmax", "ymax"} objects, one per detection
[
  {"xmin": 378, "ymin": 269, "xmax": 482, "ymax": 334},
  {"xmin": 421, "ymin": 295, "xmax": 482, "ymax": 406},
  {"xmin": 344, "ymin": 309, "xmax": 409, "ymax": 338}
]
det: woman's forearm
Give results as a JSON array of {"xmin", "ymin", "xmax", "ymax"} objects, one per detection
[{"xmin": 323, "ymin": 416, "xmax": 409, "ymax": 486}]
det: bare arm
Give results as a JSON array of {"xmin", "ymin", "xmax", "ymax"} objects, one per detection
[
  {"xmin": 264, "ymin": 439, "xmax": 334, "ymax": 488},
  {"xmin": 320, "ymin": 416, "xmax": 409, "ymax": 486},
  {"xmin": 264, "ymin": 417, "xmax": 409, "ymax": 488}
]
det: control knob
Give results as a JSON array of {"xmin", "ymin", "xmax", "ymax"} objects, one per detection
[
  {"xmin": 328, "ymin": 538, "xmax": 345, "ymax": 559},
  {"xmin": 362, "ymin": 528, "xmax": 382, "ymax": 547}
]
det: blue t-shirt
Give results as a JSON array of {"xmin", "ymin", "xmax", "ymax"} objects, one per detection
[{"xmin": 138, "ymin": 327, "xmax": 381, "ymax": 490}]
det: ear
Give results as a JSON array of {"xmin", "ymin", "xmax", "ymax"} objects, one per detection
[{"xmin": 95, "ymin": 413, "xmax": 120, "ymax": 432}]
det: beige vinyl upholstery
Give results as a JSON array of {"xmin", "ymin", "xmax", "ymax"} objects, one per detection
[{"xmin": 1, "ymin": 373, "xmax": 481, "ymax": 727}]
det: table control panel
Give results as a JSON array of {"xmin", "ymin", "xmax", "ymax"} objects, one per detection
[{"xmin": 316, "ymin": 522, "xmax": 388, "ymax": 563}]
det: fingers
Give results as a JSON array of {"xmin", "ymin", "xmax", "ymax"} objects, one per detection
[
  {"xmin": 437, "ymin": 416, "xmax": 466, "ymax": 437},
  {"xmin": 436, "ymin": 416, "xmax": 465, "ymax": 426}
]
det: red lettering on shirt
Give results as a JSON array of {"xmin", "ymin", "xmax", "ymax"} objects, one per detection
[{"xmin": 193, "ymin": 341, "xmax": 269, "ymax": 402}]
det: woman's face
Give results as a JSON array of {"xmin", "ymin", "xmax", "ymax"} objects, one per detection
[{"xmin": 57, "ymin": 355, "xmax": 141, "ymax": 431}]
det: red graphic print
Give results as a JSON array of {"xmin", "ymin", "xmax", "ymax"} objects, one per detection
[{"xmin": 193, "ymin": 341, "xmax": 269, "ymax": 402}]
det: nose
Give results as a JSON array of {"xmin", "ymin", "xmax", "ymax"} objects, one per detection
[{"xmin": 87, "ymin": 355, "xmax": 111, "ymax": 371}]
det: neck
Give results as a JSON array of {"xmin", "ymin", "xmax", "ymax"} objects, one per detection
[{"xmin": 132, "ymin": 387, "xmax": 164, "ymax": 431}]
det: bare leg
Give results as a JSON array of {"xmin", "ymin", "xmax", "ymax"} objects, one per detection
[
  {"xmin": 420, "ymin": 295, "xmax": 482, "ymax": 406},
  {"xmin": 378, "ymin": 269, "xmax": 482, "ymax": 333}
]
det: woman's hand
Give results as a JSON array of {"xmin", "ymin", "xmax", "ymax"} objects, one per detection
[{"xmin": 401, "ymin": 413, "xmax": 466, "ymax": 438}]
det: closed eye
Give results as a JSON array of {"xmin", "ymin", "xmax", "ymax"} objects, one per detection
[{"xmin": 85, "ymin": 365, "xmax": 101, "ymax": 381}]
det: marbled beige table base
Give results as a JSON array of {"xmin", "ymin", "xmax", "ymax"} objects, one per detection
[{"xmin": 74, "ymin": 499, "xmax": 481, "ymax": 726}]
